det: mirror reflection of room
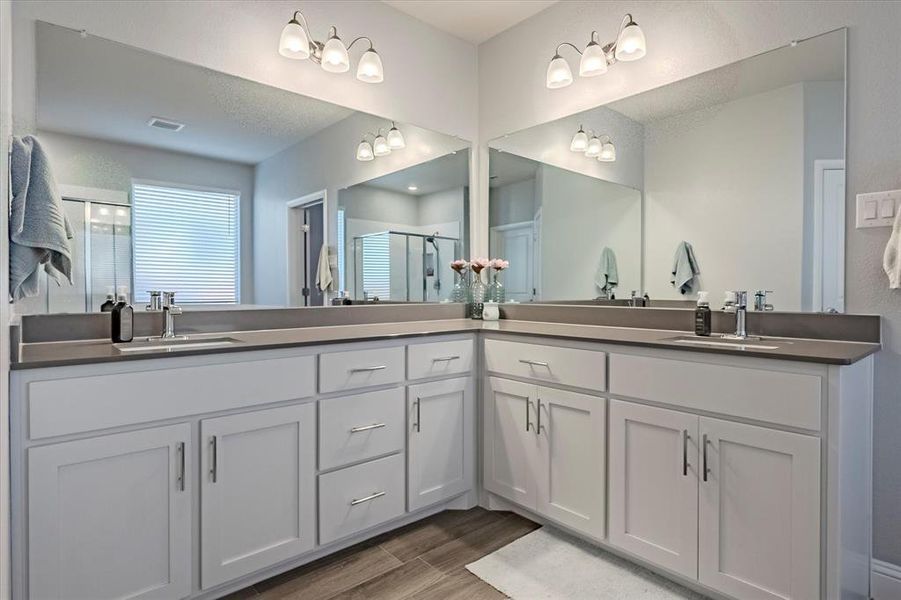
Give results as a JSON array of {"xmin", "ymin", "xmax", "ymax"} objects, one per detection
[{"xmin": 489, "ymin": 28, "xmax": 845, "ymax": 313}]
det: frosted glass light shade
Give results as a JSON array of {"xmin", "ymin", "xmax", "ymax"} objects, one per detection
[
  {"xmin": 570, "ymin": 128, "xmax": 588, "ymax": 152},
  {"xmin": 585, "ymin": 135, "xmax": 601, "ymax": 157},
  {"xmin": 546, "ymin": 55, "xmax": 573, "ymax": 89},
  {"xmin": 615, "ymin": 22, "xmax": 646, "ymax": 61},
  {"xmin": 356, "ymin": 140, "xmax": 374, "ymax": 161},
  {"xmin": 279, "ymin": 20, "xmax": 310, "ymax": 59},
  {"xmin": 579, "ymin": 42, "xmax": 608, "ymax": 76},
  {"xmin": 387, "ymin": 126, "xmax": 405, "ymax": 149},
  {"xmin": 373, "ymin": 135, "xmax": 391, "ymax": 156},
  {"xmin": 598, "ymin": 141, "xmax": 616, "ymax": 162},
  {"xmin": 321, "ymin": 36, "xmax": 350, "ymax": 73},
  {"xmin": 356, "ymin": 49, "xmax": 384, "ymax": 83}
]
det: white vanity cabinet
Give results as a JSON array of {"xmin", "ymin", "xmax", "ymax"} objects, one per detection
[
  {"xmin": 483, "ymin": 375, "xmax": 606, "ymax": 540},
  {"xmin": 27, "ymin": 424, "xmax": 192, "ymax": 600},
  {"xmin": 408, "ymin": 376, "xmax": 475, "ymax": 511},
  {"xmin": 200, "ymin": 404, "xmax": 316, "ymax": 589}
]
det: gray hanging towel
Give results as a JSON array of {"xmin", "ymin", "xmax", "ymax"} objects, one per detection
[
  {"xmin": 595, "ymin": 246, "xmax": 619, "ymax": 293},
  {"xmin": 671, "ymin": 241, "xmax": 700, "ymax": 295},
  {"xmin": 9, "ymin": 135, "xmax": 74, "ymax": 300}
]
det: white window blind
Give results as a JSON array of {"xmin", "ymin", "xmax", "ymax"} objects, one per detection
[
  {"xmin": 361, "ymin": 233, "xmax": 391, "ymax": 299},
  {"xmin": 132, "ymin": 182, "xmax": 240, "ymax": 304},
  {"xmin": 337, "ymin": 208, "xmax": 345, "ymax": 293}
]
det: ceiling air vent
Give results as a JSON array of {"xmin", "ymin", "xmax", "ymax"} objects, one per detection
[{"xmin": 147, "ymin": 117, "xmax": 185, "ymax": 132}]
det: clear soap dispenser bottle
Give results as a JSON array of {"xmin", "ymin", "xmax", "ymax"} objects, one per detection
[{"xmin": 694, "ymin": 291, "xmax": 711, "ymax": 336}]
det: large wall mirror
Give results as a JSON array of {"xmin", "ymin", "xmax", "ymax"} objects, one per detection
[
  {"xmin": 488, "ymin": 28, "xmax": 846, "ymax": 313},
  {"xmin": 15, "ymin": 21, "xmax": 470, "ymax": 314}
]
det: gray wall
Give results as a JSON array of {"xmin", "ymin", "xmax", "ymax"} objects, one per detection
[
  {"xmin": 35, "ymin": 130, "xmax": 256, "ymax": 303},
  {"xmin": 479, "ymin": 0, "xmax": 901, "ymax": 567}
]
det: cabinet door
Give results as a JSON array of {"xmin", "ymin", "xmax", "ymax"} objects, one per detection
[
  {"xmin": 408, "ymin": 377, "xmax": 474, "ymax": 511},
  {"xmin": 201, "ymin": 404, "xmax": 316, "ymax": 589},
  {"xmin": 698, "ymin": 417, "xmax": 820, "ymax": 600},
  {"xmin": 536, "ymin": 387, "xmax": 606, "ymax": 540},
  {"xmin": 483, "ymin": 377, "xmax": 540, "ymax": 509},
  {"xmin": 28, "ymin": 424, "xmax": 191, "ymax": 600},
  {"xmin": 608, "ymin": 401, "xmax": 699, "ymax": 578}
]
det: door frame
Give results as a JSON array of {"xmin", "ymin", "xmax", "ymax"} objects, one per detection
[
  {"xmin": 286, "ymin": 190, "xmax": 329, "ymax": 307},
  {"xmin": 489, "ymin": 220, "xmax": 535, "ymax": 302},
  {"xmin": 812, "ymin": 159, "xmax": 845, "ymax": 312}
]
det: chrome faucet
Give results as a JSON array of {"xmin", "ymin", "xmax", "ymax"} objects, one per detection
[
  {"xmin": 723, "ymin": 290, "xmax": 749, "ymax": 339},
  {"xmin": 754, "ymin": 290, "xmax": 774, "ymax": 311},
  {"xmin": 145, "ymin": 290, "xmax": 162, "ymax": 312},
  {"xmin": 161, "ymin": 291, "xmax": 183, "ymax": 339}
]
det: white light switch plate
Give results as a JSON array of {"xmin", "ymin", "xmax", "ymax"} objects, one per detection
[{"xmin": 856, "ymin": 190, "xmax": 901, "ymax": 228}]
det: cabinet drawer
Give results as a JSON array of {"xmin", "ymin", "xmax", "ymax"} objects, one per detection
[
  {"xmin": 319, "ymin": 388, "xmax": 405, "ymax": 470},
  {"xmin": 608, "ymin": 353, "xmax": 822, "ymax": 430},
  {"xmin": 318, "ymin": 453, "xmax": 405, "ymax": 545},
  {"xmin": 27, "ymin": 355, "xmax": 316, "ymax": 440},
  {"xmin": 484, "ymin": 339, "xmax": 606, "ymax": 392},
  {"xmin": 407, "ymin": 339, "xmax": 474, "ymax": 380},
  {"xmin": 319, "ymin": 346, "xmax": 405, "ymax": 394}
]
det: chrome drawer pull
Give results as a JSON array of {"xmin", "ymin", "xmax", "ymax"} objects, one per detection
[
  {"xmin": 702, "ymin": 433, "xmax": 710, "ymax": 482},
  {"xmin": 682, "ymin": 430, "xmax": 690, "ymax": 477},
  {"xmin": 209, "ymin": 436, "xmax": 218, "ymax": 483},
  {"xmin": 350, "ymin": 365, "xmax": 387, "ymax": 373},
  {"xmin": 414, "ymin": 398, "xmax": 421, "ymax": 432},
  {"xmin": 176, "ymin": 442, "xmax": 186, "ymax": 491},
  {"xmin": 350, "ymin": 491, "xmax": 386, "ymax": 506},
  {"xmin": 432, "ymin": 355, "xmax": 461, "ymax": 362},
  {"xmin": 350, "ymin": 423, "xmax": 387, "ymax": 433},
  {"xmin": 519, "ymin": 359, "xmax": 549, "ymax": 368}
]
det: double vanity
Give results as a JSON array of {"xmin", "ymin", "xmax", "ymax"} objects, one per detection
[{"xmin": 8, "ymin": 306, "xmax": 877, "ymax": 600}]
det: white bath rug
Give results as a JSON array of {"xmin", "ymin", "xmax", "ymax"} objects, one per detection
[{"xmin": 466, "ymin": 527, "xmax": 708, "ymax": 599}]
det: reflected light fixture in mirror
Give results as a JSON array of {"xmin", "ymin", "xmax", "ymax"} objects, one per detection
[
  {"xmin": 598, "ymin": 136, "xmax": 616, "ymax": 162},
  {"xmin": 387, "ymin": 122, "xmax": 406, "ymax": 149},
  {"xmin": 570, "ymin": 126, "xmax": 588, "ymax": 151},
  {"xmin": 356, "ymin": 138, "xmax": 375, "ymax": 161},
  {"xmin": 373, "ymin": 131, "xmax": 391, "ymax": 156},
  {"xmin": 278, "ymin": 10, "xmax": 384, "ymax": 83},
  {"xmin": 570, "ymin": 127, "xmax": 616, "ymax": 162},
  {"xmin": 545, "ymin": 13, "xmax": 646, "ymax": 89},
  {"xmin": 356, "ymin": 123, "xmax": 405, "ymax": 161}
]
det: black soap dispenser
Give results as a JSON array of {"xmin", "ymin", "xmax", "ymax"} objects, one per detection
[
  {"xmin": 694, "ymin": 291, "xmax": 711, "ymax": 336},
  {"xmin": 100, "ymin": 287, "xmax": 116, "ymax": 312},
  {"xmin": 111, "ymin": 291, "xmax": 134, "ymax": 343}
]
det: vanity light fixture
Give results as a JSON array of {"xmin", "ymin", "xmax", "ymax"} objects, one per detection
[
  {"xmin": 279, "ymin": 10, "xmax": 384, "ymax": 83},
  {"xmin": 356, "ymin": 139, "xmax": 375, "ymax": 161},
  {"xmin": 570, "ymin": 128, "xmax": 616, "ymax": 162},
  {"xmin": 372, "ymin": 131, "xmax": 391, "ymax": 156},
  {"xmin": 356, "ymin": 123, "xmax": 405, "ymax": 161},
  {"xmin": 545, "ymin": 13, "xmax": 646, "ymax": 89},
  {"xmin": 386, "ymin": 122, "xmax": 406, "ymax": 150}
]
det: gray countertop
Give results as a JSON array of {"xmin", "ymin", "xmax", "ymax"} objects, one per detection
[{"xmin": 11, "ymin": 319, "xmax": 880, "ymax": 370}]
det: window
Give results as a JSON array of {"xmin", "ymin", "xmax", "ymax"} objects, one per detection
[
  {"xmin": 337, "ymin": 208, "xmax": 345, "ymax": 293},
  {"xmin": 132, "ymin": 182, "xmax": 240, "ymax": 304},
  {"xmin": 361, "ymin": 233, "xmax": 391, "ymax": 299}
]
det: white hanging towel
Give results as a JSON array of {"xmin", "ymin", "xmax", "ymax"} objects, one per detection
[
  {"xmin": 316, "ymin": 244, "xmax": 333, "ymax": 292},
  {"xmin": 883, "ymin": 209, "xmax": 901, "ymax": 288}
]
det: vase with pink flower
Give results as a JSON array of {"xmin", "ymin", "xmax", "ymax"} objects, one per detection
[
  {"xmin": 449, "ymin": 260, "xmax": 469, "ymax": 304},
  {"xmin": 468, "ymin": 258, "xmax": 490, "ymax": 318},
  {"xmin": 487, "ymin": 258, "xmax": 509, "ymax": 304}
]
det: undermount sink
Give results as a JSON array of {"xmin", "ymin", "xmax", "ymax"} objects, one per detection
[
  {"xmin": 114, "ymin": 337, "xmax": 240, "ymax": 353},
  {"xmin": 666, "ymin": 336, "xmax": 781, "ymax": 350}
]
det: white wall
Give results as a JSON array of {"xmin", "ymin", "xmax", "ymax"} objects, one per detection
[
  {"xmin": 32, "ymin": 131, "xmax": 256, "ymax": 302},
  {"xmin": 0, "ymin": 1, "xmax": 12, "ymax": 596},
  {"xmin": 253, "ymin": 111, "xmax": 468, "ymax": 305},
  {"xmin": 479, "ymin": 0, "xmax": 901, "ymax": 567},
  {"xmin": 538, "ymin": 164, "xmax": 641, "ymax": 299},
  {"xmin": 489, "ymin": 179, "xmax": 538, "ymax": 227},
  {"xmin": 643, "ymin": 84, "xmax": 806, "ymax": 307}
]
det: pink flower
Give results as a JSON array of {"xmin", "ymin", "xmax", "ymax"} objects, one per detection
[
  {"xmin": 469, "ymin": 257, "xmax": 490, "ymax": 274},
  {"xmin": 450, "ymin": 259, "xmax": 468, "ymax": 273},
  {"xmin": 490, "ymin": 259, "xmax": 509, "ymax": 271}
]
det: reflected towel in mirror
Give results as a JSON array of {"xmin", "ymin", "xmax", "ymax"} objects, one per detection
[
  {"xmin": 316, "ymin": 243, "xmax": 333, "ymax": 292},
  {"xmin": 8, "ymin": 135, "xmax": 74, "ymax": 300},
  {"xmin": 596, "ymin": 247, "xmax": 619, "ymax": 294},
  {"xmin": 671, "ymin": 241, "xmax": 700, "ymax": 295}
]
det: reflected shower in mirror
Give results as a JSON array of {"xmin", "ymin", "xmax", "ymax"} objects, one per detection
[
  {"xmin": 15, "ymin": 21, "xmax": 470, "ymax": 314},
  {"xmin": 489, "ymin": 28, "xmax": 845, "ymax": 313}
]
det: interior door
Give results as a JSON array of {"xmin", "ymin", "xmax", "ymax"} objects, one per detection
[
  {"xmin": 305, "ymin": 202, "xmax": 325, "ymax": 306},
  {"xmin": 698, "ymin": 417, "xmax": 820, "ymax": 600},
  {"xmin": 490, "ymin": 223, "xmax": 534, "ymax": 302},
  {"xmin": 28, "ymin": 424, "xmax": 191, "ymax": 600},
  {"xmin": 408, "ymin": 377, "xmax": 473, "ymax": 511},
  {"xmin": 201, "ymin": 404, "xmax": 316, "ymax": 589},
  {"xmin": 608, "ymin": 400, "xmax": 699, "ymax": 578},
  {"xmin": 483, "ymin": 377, "xmax": 540, "ymax": 509},
  {"xmin": 536, "ymin": 386, "xmax": 606, "ymax": 540}
]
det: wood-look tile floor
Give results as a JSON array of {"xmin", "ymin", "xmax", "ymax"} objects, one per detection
[{"xmin": 227, "ymin": 508, "xmax": 539, "ymax": 600}]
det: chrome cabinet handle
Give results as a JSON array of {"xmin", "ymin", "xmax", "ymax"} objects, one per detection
[
  {"xmin": 432, "ymin": 355, "xmax": 460, "ymax": 362},
  {"xmin": 350, "ymin": 491, "xmax": 386, "ymax": 506},
  {"xmin": 682, "ymin": 430, "xmax": 690, "ymax": 477},
  {"xmin": 350, "ymin": 365, "xmax": 387, "ymax": 373},
  {"xmin": 702, "ymin": 433, "xmax": 710, "ymax": 482},
  {"xmin": 414, "ymin": 398, "xmax": 421, "ymax": 432},
  {"xmin": 350, "ymin": 423, "xmax": 387, "ymax": 433},
  {"xmin": 519, "ymin": 359, "xmax": 549, "ymax": 368},
  {"xmin": 209, "ymin": 436, "xmax": 218, "ymax": 483},
  {"xmin": 176, "ymin": 442, "xmax": 186, "ymax": 491},
  {"xmin": 525, "ymin": 398, "xmax": 532, "ymax": 432},
  {"xmin": 536, "ymin": 399, "xmax": 542, "ymax": 436}
]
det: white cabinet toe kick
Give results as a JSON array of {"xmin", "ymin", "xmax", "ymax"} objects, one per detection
[{"xmin": 10, "ymin": 331, "xmax": 872, "ymax": 600}]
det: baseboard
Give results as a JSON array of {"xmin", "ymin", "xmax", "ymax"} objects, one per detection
[{"xmin": 872, "ymin": 559, "xmax": 901, "ymax": 599}]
